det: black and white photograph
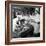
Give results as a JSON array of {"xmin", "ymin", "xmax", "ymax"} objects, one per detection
[
  {"xmin": 5, "ymin": 1, "xmax": 45, "ymax": 44},
  {"xmin": 11, "ymin": 5, "xmax": 40, "ymax": 38}
]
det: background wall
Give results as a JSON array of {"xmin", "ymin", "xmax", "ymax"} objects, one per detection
[{"xmin": 0, "ymin": 0, "xmax": 46, "ymax": 46}]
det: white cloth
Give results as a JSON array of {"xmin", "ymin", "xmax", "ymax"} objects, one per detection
[{"xmin": 30, "ymin": 14, "xmax": 40, "ymax": 34}]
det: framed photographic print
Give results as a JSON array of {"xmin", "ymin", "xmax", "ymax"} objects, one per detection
[{"xmin": 5, "ymin": 1, "xmax": 45, "ymax": 45}]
